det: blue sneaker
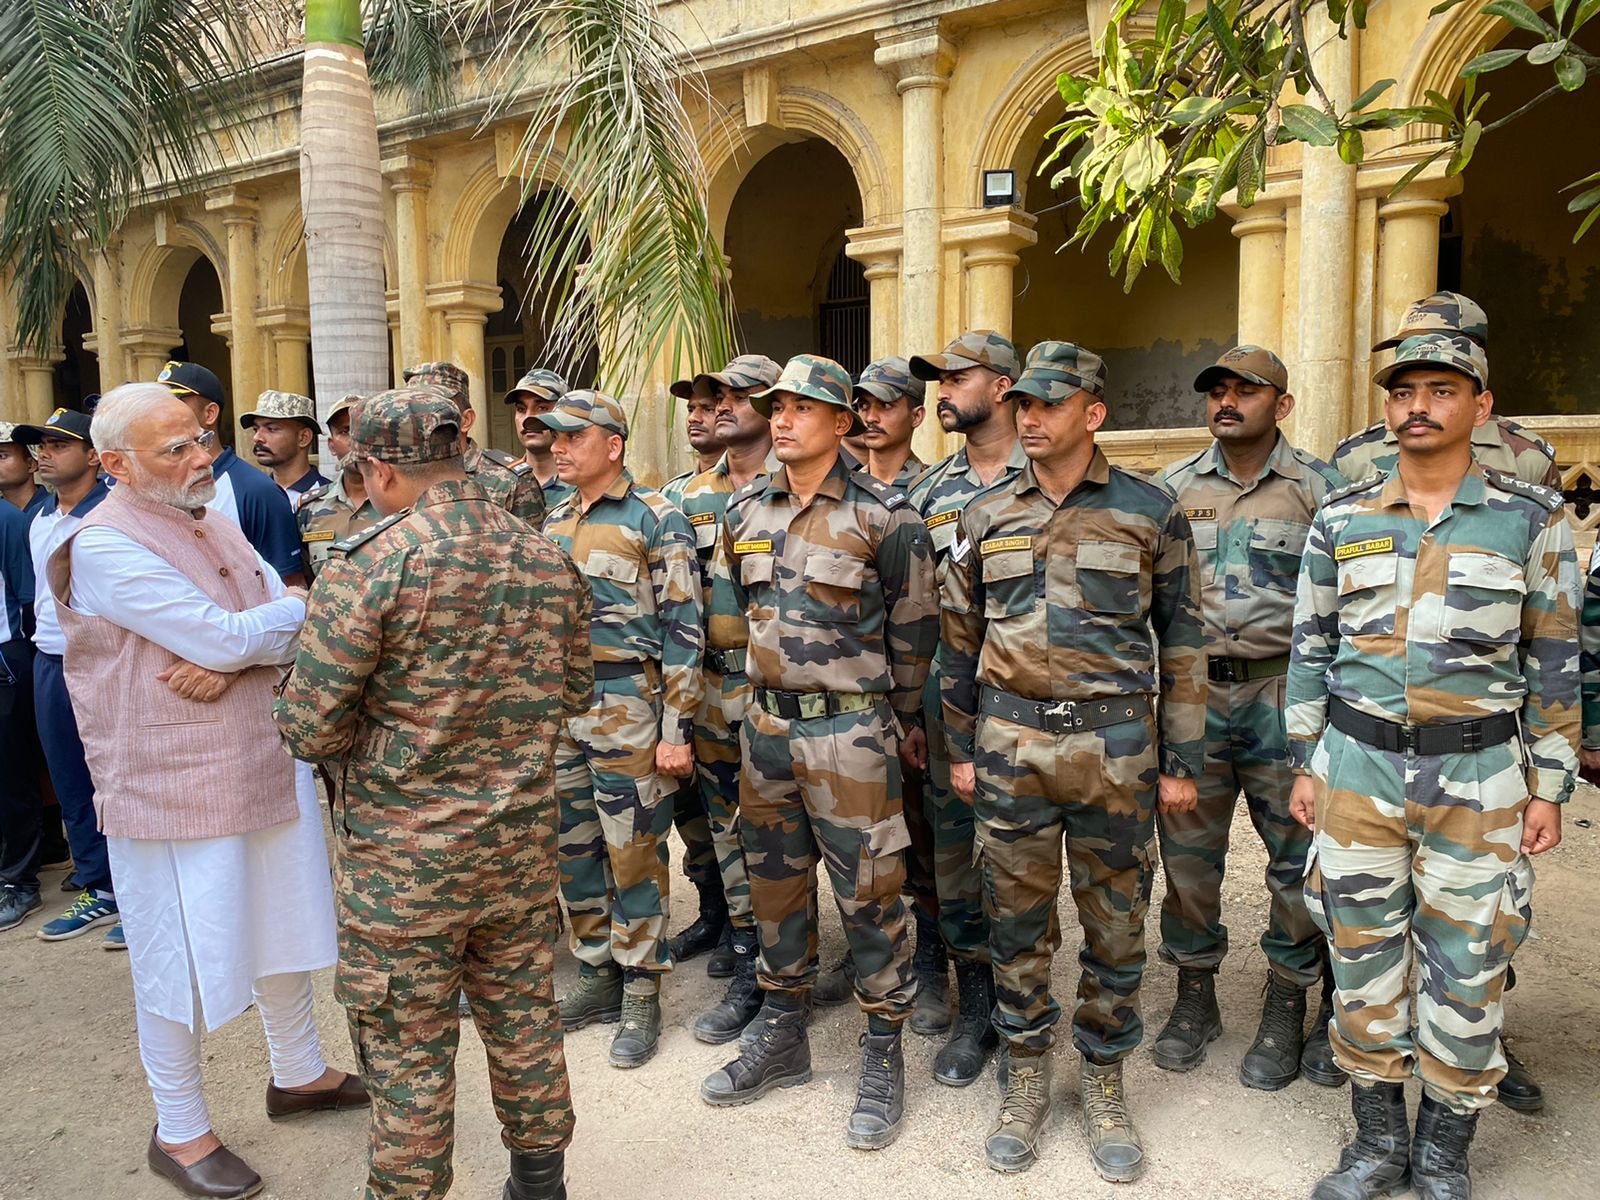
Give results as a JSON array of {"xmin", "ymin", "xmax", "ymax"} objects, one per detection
[
  {"xmin": 0, "ymin": 886, "xmax": 43, "ymax": 933},
  {"xmin": 37, "ymin": 891, "xmax": 119, "ymax": 941},
  {"xmin": 103, "ymin": 923, "xmax": 127, "ymax": 951}
]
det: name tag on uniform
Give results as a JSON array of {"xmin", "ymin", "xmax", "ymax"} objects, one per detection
[
  {"xmin": 980, "ymin": 535, "xmax": 1033, "ymax": 555},
  {"xmin": 1334, "ymin": 537, "xmax": 1395, "ymax": 562},
  {"xmin": 1184, "ymin": 507, "xmax": 1216, "ymax": 521},
  {"xmin": 303, "ymin": 529, "xmax": 336, "ymax": 542},
  {"xmin": 734, "ymin": 539, "xmax": 772, "ymax": 555},
  {"xmin": 925, "ymin": 510, "xmax": 960, "ymax": 530},
  {"xmin": 687, "ymin": 511, "xmax": 716, "ymax": 526}
]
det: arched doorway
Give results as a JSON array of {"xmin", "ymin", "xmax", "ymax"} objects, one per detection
[
  {"xmin": 54, "ymin": 282, "xmax": 100, "ymax": 407},
  {"xmin": 483, "ymin": 188, "xmax": 597, "ymax": 453},
  {"xmin": 175, "ymin": 257, "xmax": 235, "ymax": 440},
  {"xmin": 1012, "ymin": 138, "xmax": 1239, "ymax": 431},
  {"xmin": 725, "ymin": 139, "xmax": 867, "ymax": 372}
]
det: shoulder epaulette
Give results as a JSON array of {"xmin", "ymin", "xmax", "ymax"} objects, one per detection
[
  {"xmin": 482, "ymin": 448, "xmax": 530, "ymax": 475},
  {"xmin": 728, "ymin": 477, "xmax": 766, "ymax": 510},
  {"xmin": 1332, "ymin": 420, "xmax": 1386, "ymax": 455},
  {"xmin": 1325, "ymin": 472, "xmax": 1385, "ymax": 504},
  {"xmin": 1483, "ymin": 467, "xmax": 1564, "ymax": 511},
  {"xmin": 1159, "ymin": 448, "xmax": 1208, "ymax": 481},
  {"xmin": 298, "ymin": 482, "xmax": 329, "ymax": 505},
  {"xmin": 1494, "ymin": 416, "xmax": 1557, "ymax": 460},
  {"xmin": 331, "ymin": 509, "xmax": 407, "ymax": 555},
  {"xmin": 850, "ymin": 471, "xmax": 909, "ymax": 510}
]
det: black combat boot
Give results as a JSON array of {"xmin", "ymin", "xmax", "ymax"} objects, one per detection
[
  {"xmin": 557, "ymin": 962, "xmax": 622, "ymax": 1030},
  {"xmin": 738, "ymin": 990, "xmax": 815, "ymax": 1049},
  {"xmin": 1411, "ymin": 1095, "xmax": 1479, "ymax": 1200},
  {"xmin": 706, "ymin": 924, "xmax": 736, "ymax": 978},
  {"xmin": 1497, "ymin": 1043, "xmax": 1542, "ymax": 1113},
  {"xmin": 693, "ymin": 929, "xmax": 763, "ymax": 1044},
  {"xmin": 984, "ymin": 1049, "xmax": 1051, "ymax": 1172},
  {"xmin": 1152, "ymin": 968, "xmax": 1222, "ymax": 1071},
  {"xmin": 845, "ymin": 1022, "xmax": 905, "ymax": 1150},
  {"xmin": 503, "ymin": 1150, "xmax": 566, "ymax": 1200},
  {"xmin": 668, "ymin": 878, "xmax": 728, "ymax": 965},
  {"xmin": 1240, "ymin": 973, "xmax": 1308, "ymax": 1091},
  {"xmin": 702, "ymin": 1006, "xmax": 813, "ymax": 1105},
  {"xmin": 908, "ymin": 911, "xmax": 951, "ymax": 1036},
  {"xmin": 813, "ymin": 951, "xmax": 855, "ymax": 1006},
  {"xmin": 1081, "ymin": 1059, "xmax": 1144, "ymax": 1182},
  {"xmin": 607, "ymin": 973, "xmax": 661, "ymax": 1069},
  {"xmin": 1310, "ymin": 1082, "xmax": 1412, "ymax": 1200},
  {"xmin": 1302, "ymin": 971, "xmax": 1348, "ymax": 1087},
  {"xmin": 933, "ymin": 960, "xmax": 998, "ymax": 1086}
]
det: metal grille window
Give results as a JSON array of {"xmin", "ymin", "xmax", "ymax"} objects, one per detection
[{"xmin": 819, "ymin": 247, "xmax": 869, "ymax": 376}]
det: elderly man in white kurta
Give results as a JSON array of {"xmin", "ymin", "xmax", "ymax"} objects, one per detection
[{"xmin": 48, "ymin": 383, "xmax": 366, "ymax": 1200}]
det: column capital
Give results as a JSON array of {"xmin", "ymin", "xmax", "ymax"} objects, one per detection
[
  {"xmin": 120, "ymin": 325, "xmax": 184, "ymax": 352},
  {"xmin": 1230, "ymin": 210, "xmax": 1288, "ymax": 239},
  {"xmin": 941, "ymin": 209, "xmax": 1039, "ymax": 256},
  {"xmin": 257, "ymin": 305, "xmax": 312, "ymax": 336},
  {"xmin": 845, "ymin": 222, "xmax": 904, "ymax": 268},
  {"xmin": 384, "ymin": 152, "xmax": 435, "ymax": 191},
  {"xmin": 1376, "ymin": 195, "xmax": 1451, "ymax": 221},
  {"xmin": 8, "ymin": 344, "xmax": 65, "ymax": 368},
  {"xmin": 205, "ymin": 188, "xmax": 259, "ymax": 224},
  {"xmin": 874, "ymin": 25, "xmax": 955, "ymax": 93},
  {"xmin": 426, "ymin": 281, "xmax": 504, "ymax": 319}
]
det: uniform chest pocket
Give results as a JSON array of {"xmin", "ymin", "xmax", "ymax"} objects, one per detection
[
  {"xmin": 1077, "ymin": 539, "xmax": 1143, "ymax": 614},
  {"xmin": 1249, "ymin": 519, "xmax": 1310, "ymax": 593},
  {"xmin": 800, "ymin": 552, "xmax": 865, "ymax": 625},
  {"xmin": 1189, "ymin": 520, "xmax": 1218, "ymax": 553},
  {"xmin": 1336, "ymin": 553, "xmax": 1398, "ymax": 637},
  {"xmin": 739, "ymin": 553, "xmax": 776, "ymax": 611},
  {"xmin": 692, "ymin": 517, "xmax": 719, "ymax": 553},
  {"xmin": 1440, "ymin": 552, "xmax": 1525, "ymax": 645},
  {"xmin": 586, "ymin": 549, "xmax": 645, "ymax": 615},
  {"xmin": 981, "ymin": 549, "xmax": 1038, "ymax": 618}
]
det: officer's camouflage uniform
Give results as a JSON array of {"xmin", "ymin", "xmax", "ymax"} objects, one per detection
[
  {"xmin": 906, "ymin": 440, "xmax": 1030, "ymax": 962},
  {"xmin": 540, "ymin": 474, "xmax": 577, "ymax": 513},
  {"xmin": 723, "ymin": 446, "xmax": 937, "ymax": 1016},
  {"xmin": 1157, "ymin": 432, "xmax": 1343, "ymax": 986},
  {"xmin": 297, "ymin": 473, "xmax": 378, "ymax": 580},
  {"xmin": 1331, "ymin": 416, "xmax": 1560, "ymax": 491},
  {"xmin": 544, "ymin": 468, "xmax": 704, "ymax": 974},
  {"xmin": 273, "ymin": 389, "xmax": 590, "ymax": 1200},
  {"xmin": 941, "ymin": 346, "xmax": 1206, "ymax": 1061},
  {"xmin": 1288, "ymin": 451, "xmax": 1579, "ymax": 1112}
]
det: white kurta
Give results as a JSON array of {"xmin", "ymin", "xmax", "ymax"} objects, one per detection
[{"xmin": 70, "ymin": 526, "xmax": 336, "ymax": 1033}]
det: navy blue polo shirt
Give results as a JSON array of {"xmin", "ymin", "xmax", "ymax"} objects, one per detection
[{"xmin": 212, "ymin": 446, "xmax": 304, "ymax": 581}]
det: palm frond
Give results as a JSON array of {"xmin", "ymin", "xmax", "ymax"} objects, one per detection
[
  {"xmin": 366, "ymin": 0, "xmax": 457, "ymax": 114},
  {"xmin": 457, "ymin": 0, "xmax": 734, "ymax": 393}
]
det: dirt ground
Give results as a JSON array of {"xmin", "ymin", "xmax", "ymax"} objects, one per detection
[{"xmin": 3, "ymin": 787, "xmax": 1597, "ymax": 1200}]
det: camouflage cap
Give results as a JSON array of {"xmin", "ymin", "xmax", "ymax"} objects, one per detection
[
  {"xmin": 909, "ymin": 330, "xmax": 1022, "ymax": 381},
  {"xmin": 0, "ymin": 421, "xmax": 21, "ymax": 445},
  {"xmin": 505, "ymin": 367, "xmax": 568, "ymax": 405},
  {"xmin": 535, "ymin": 389, "xmax": 629, "ymax": 439},
  {"xmin": 1004, "ymin": 340, "xmax": 1107, "ymax": 404},
  {"xmin": 854, "ymin": 356, "xmax": 924, "ymax": 407},
  {"xmin": 401, "ymin": 361, "xmax": 470, "ymax": 409},
  {"xmin": 349, "ymin": 387, "xmax": 462, "ymax": 465},
  {"xmin": 1372, "ymin": 291, "xmax": 1488, "ymax": 351},
  {"xmin": 1194, "ymin": 344, "xmax": 1289, "ymax": 393},
  {"xmin": 1372, "ymin": 333, "xmax": 1488, "ymax": 390},
  {"xmin": 750, "ymin": 354, "xmax": 865, "ymax": 436},
  {"xmin": 683, "ymin": 353, "xmax": 783, "ymax": 400},
  {"xmin": 326, "ymin": 393, "xmax": 362, "ymax": 425},
  {"xmin": 241, "ymin": 389, "xmax": 321, "ymax": 432}
]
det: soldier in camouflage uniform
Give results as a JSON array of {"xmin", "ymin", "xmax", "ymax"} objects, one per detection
[
  {"xmin": 942, "ymin": 341, "xmax": 1207, "ymax": 1179},
  {"xmin": 402, "ymin": 362, "xmax": 546, "ymax": 526},
  {"xmin": 662, "ymin": 365, "xmax": 731, "ymax": 505},
  {"xmin": 274, "ymin": 387, "xmax": 590, "ymax": 1200},
  {"xmin": 852, "ymin": 357, "xmax": 926, "ymax": 488},
  {"xmin": 1155, "ymin": 346, "xmax": 1345, "ymax": 1091},
  {"xmin": 1333, "ymin": 292, "xmax": 1561, "ymax": 489},
  {"xmin": 902, "ymin": 329, "xmax": 1027, "ymax": 1084},
  {"xmin": 1580, "ymin": 541, "xmax": 1600, "ymax": 788},
  {"xmin": 297, "ymin": 394, "xmax": 379, "ymax": 581},
  {"xmin": 539, "ymin": 391, "xmax": 704, "ymax": 1069},
  {"xmin": 1287, "ymin": 333, "xmax": 1578, "ymax": 1200},
  {"xmin": 504, "ymin": 368, "xmax": 576, "ymax": 512},
  {"xmin": 700, "ymin": 354, "xmax": 937, "ymax": 1152}
]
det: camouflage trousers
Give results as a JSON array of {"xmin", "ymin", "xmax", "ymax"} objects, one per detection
[
  {"xmin": 1157, "ymin": 674, "xmax": 1321, "ymax": 987},
  {"xmin": 975, "ymin": 707, "xmax": 1158, "ymax": 1062},
  {"xmin": 920, "ymin": 665, "xmax": 988, "ymax": 961},
  {"xmin": 336, "ymin": 902, "xmax": 573, "ymax": 1200},
  {"xmin": 691, "ymin": 665, "xmax": 755, "ymax": 929},
  {"xmin": 740, "ymin": 698, "xmax": 916, "ymax": 1019},
  {"xmin": 555, "ymin": 675, "xmax": 672, "ymax": 972},
  {"xmin": 1305, "ymin": 726, "xmax": 1534, "ymax": 1113},
  {"xmin": 671, "ymin": 779, "xmax": 718, "ymax": 892}
]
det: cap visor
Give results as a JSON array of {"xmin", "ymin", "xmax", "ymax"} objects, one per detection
[
  {"xmin": 1373, "ymin": 357, "xmax": 1483, "ymax": 390},
  {"xmin": 908, "ymin": 352, "xmax": 980, "ymax": 381},
  {"xmin": 1193, "ymin": 365, "xmax": 1274, "ymax": 392},
  {"xmin": 1002, "ymin": 379, "xmax": 1062, "ymax": 405},
  {"xmin": 535, "ymin": 412, "xmax": 592, "ymax": 433},
  {"xmin": 1370, "ymin": 335, "xmax": 1404, "ymax": 352},
  {"xmin": 668, "ymin": 380, "xmax": 694, "ymax": 399}
]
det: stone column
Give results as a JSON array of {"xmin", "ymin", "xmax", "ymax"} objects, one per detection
[
  {"xmin": 1375, "ymin": 193, "xmax": 1451, "ymax": 347},
  {"xmin": 206, "ymin": 190, "xmax": 263, "ymax": 447},
  {"xmin": 91, "ymin": 241, "xmax": 127, "ymax": 387},
  {"xmin": 428, "ymin": 282, "xmax": 503, "ymax": 439},
  {"xmin": 844, "ymin": 224, "xmax": 903, "ymax": 360},
  {"xmin": 14, "ymin": 350, "xmax": 64, "ymax": 422},
  {"xmin": 1228, "ymin": 206, "xmax": 1288, "ymax": 352},
  {"xmin": 943, "ymin": 210, "xmax": 1039, "ymax": 338},
  {"xmin": 121, "ymin": 328, "xmax": 185, "ymax": 383},
  {"xmin": 259, "ymin": 309, "xmax": 313, "ymax": 396},
  {"xmin": 876, "ymin": 25, "xmax": 954, "ymax": 365},
  {"xmin": 386, "ymin": 153, "xmax": 434, "ymax": 369},
  {"xmin": 1288, "ymin": 11, "xmax": 1358, "ymax": 459}
]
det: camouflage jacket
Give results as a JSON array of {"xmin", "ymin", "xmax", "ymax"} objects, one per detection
[
  {"xmin": 662, "ymin": 467, "xmax": 700, "ymax": 509},
  {"xmin": 940, "ymin": 447, "xmax": 1208, "ymax": 776},
  {"xmin": 1160, "ymin": 435, "xmax": 1345, "ymax": 660},
  {"xmin": 296, "ymin": 473, "xmax": 378, "ymax": 580},
  {"xmin": 543, "ymin": 470, "xmax": 704, "ymax": 743},
  {"xmin": 464, "ymin": 439, "xmax": 546, "ymax": 526},
  {"xmin": 1286, "ymin": 464, "xmax": 1579, "ymax": 803},
  {"xmin": 722, "ymin": 454, "xmax": 937, "ymax": 719},
  {"xmin": 1582, "ymin": 541, "xmax": 1600, "ymax": 749},
  {"xmin": 876, "ymin": 453, "xmax": 925, "ymax": 490},
  {"xmin": 908, "ymin": 440, "xmax": 1031, "ymax": 564},
  {"xmin": 1331, "ymin": 415, "xmax": 1561, "ymax": 490},
  {"xmin": 272, "ymin": 478, "xmax": 593, "ymax": 933},
  {"xmin": 678, "ymin": 456, "xmax": 771, "ymax": 653},
  {"xmin": 540, "ymin": 472, "xmax": 577, "ymax": 513}
]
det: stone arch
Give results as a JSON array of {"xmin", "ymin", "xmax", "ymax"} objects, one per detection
[
  {"xmin": 1397, "ymin": 0, "xmax": 1555, "ymax": 104},
  {"xmin": 266, "ymin": 212, "xmax": 309, "ymax": 308},
  {"xmin": 967, "ymin": 39, "xmax": 1099, "ymax": 208},
  {"xmin": 440, "ymin": 151, "xmax": 585, "ymax": 287},
  {"xmin": 125, "ymin": 221, "xmax": 227, "ymax": 330}
]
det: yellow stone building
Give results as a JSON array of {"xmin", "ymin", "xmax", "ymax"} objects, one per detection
[{"xmin": 2, "ymin": 1, "xmax": 1596, "ymax": 515}]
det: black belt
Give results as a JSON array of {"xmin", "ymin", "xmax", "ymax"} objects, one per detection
[
  {"xmin": 1208, "ymin": 653, "xmax": 1291, "ymax": 683},
  {"xmin": 980, "ymin": 686, "xmax": 1151, "ymax": 735},
  {"xmin": 754, "ymin": 687, "xmax": 877, "ymax": 720},
  {"xmin": 1328, "ymin": 695, "xmax": 1517, "ymax": 756},
  {"xmin": 705, "ymin": 648, "xmax": 747, "ymax": 675},
  {"xmin": 593, "ymin": 662, "xmax": 647, "ymax": 681}
]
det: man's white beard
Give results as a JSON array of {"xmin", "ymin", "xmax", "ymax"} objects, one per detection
[{"xmin": 130, "ymin": 461, "xmax": 216, "ymax": 510}]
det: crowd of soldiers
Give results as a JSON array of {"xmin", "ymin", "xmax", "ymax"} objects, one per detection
[{"xmin": 260, "ymin": 287, "xmax": 1583, "ymax": 1200}]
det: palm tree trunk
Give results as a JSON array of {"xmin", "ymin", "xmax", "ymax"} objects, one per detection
[{"xmin": 301, "ymin": 0, "xmax": 390, "ymax": 433}]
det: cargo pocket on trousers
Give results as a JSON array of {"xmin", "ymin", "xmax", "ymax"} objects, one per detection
[
  {"xmin": 1302, "ymin": 840, "xmax": 1334, "ymax": 942},
  {"xmin": 334, "ymin": 958, "xmax": 392, "ymax": 1082},
  {"xmin": 855, "ymin": 814, "xmax": 911, "ymax": 901},
  {"xmin": 1482, "ymin": 856, "xmax": 1534, "ymax": 968}
]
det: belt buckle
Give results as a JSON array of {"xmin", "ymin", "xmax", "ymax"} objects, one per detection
[
  {"xmin": 1220, "ymin": 658, "xmax": 1244, "ymax": 683},
  {"xmin": 1401, "ymin": 723, "xmax": 1422, "ymax": 754},
  {"xmin": 1042, "ymin": 698, "xmax": 1079, "ymax": 732},
  {"xmin": 1459, "ymin": 721, "xmax": 1483, "ymax": 753}
]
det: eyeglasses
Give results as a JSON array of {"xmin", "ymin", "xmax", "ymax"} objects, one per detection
[{"xmin": 107, "ymin": 430, "xmax": 217, "ymax": 462}]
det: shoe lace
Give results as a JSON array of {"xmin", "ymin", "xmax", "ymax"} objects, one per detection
[
  {"xmin": 1345, "ymin": 1087, "xmax": 1403, "ymax": 1163},
  {"xmin": 856, "ymin": 1033, "xmax": 896, "ymax": 1107},
  {"xmin": 1420, "ymin": 1110, "xmax": 1477, "ymax": 1169},
  {"xmin": 997, "ymin": 1064, "xmax": 1045, "ymax": 1126},
  {"xmin": 1167, "ymin": 974, "xmax": 1213, "ymax": 1033},
  {"xmin": 953, "ymin": 968, "xmax": 991, "ymax": 1034},
  {"xmin": 618, "ymin": 992, "xmax": 655, "ymax": 1032},
  {"xmin": 62, "ymin": 890, "xmax": 99, "ymax": 919},
  {"xmin": 1083, "ymin": 1069, "xmax": 1129, "ymax": 1131},
  {"xmin": 1253, "ymin": 978, "xmax": 1304, "ymax": 1051}
]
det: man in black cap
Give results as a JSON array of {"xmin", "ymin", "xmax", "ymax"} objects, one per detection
[
  {"xmin": 0, "ymin": 422, "xmax": 48, "ymax": 517},
  {"xmin": 156, "ymin": 362, "xmax": 306, "ymax": 586}
]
